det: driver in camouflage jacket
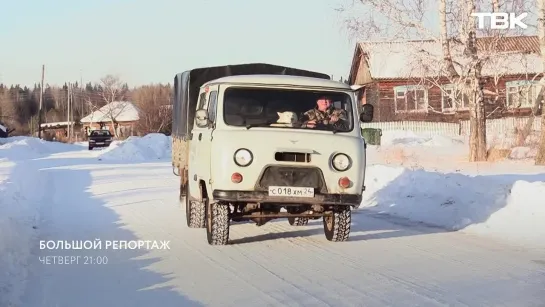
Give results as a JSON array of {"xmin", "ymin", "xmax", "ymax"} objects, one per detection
[{"xmin": 300, "ymin": 96, "xmax": 348, "ymax": 130}]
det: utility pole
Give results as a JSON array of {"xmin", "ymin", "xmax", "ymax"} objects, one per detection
[
  {"xmin": 38, "ymin": 65, "xmax": 44, "ymax": 139},
  {"xmin": 68, "ymin": 83, "xmax": 72, "ymax": 142},
  {"xmin": 71, "ymin": 83, "xmax": 74, "ymax": 141}
]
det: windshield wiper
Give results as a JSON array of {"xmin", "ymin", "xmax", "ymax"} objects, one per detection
[{"xmin": 245, "ymin": 123, "xmax": 274, "ymax": 129}]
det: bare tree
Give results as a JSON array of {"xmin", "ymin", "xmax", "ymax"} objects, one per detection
[
  {"xmin": 92, "ymin": 75, "xmax": 130, "ymax": 137},
  {"xmin": 536, "ymin": 0, "xmax": 545, "ymax": 165},
  {"xmin": 132, "ymin": 84, "xmax": 172, "ymax": 134},
  {"xmin": 338, "ymin": 0, "xmax": 531, "ymax": 162}
]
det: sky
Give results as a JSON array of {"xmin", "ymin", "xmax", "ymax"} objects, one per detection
[
  {"xmin": 0, "ymin": 0, "xmax": 366, "ymax": 87},
  {"xmin": 0, "ymin": 0, "xmax": 536, "ymax": 88}
]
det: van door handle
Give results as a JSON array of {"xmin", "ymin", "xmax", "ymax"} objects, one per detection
[{"xmin": 198, "ymin": 133, "xmax": 202, "ymax": 141}]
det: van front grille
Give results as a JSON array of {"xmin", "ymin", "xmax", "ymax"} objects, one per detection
[{"xmin": 274, "ymin": 152, "xmax": 311, "ymax": 163}]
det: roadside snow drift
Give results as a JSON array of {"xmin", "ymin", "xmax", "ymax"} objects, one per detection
[
  {"xmin": 379, "ymin": 130, "xmax": 465, "ymax": 147},
  {"xmin": 465, "ymin": 180, "xmax": 545, "ymax": 245},
  {"xmin": 0, "ymin": 136, "xmax": 79, "ymax": 161},
  {"xmin": 97, "ymin": 133, "xmax": 172, "ymax": 161},
  {"xmin": 361, "ymin": 164, "xmax": 545, "ymax": 247}
]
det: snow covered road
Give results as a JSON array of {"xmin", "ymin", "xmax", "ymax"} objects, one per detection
[{"xmin": 12, "ymin": 147, "xmax": 545, "ymax": 307}]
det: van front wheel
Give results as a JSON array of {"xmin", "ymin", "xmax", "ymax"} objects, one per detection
[
  {"xmin": 323, "ymin": 206, "xmax": 351, "ymax": 242},
  {"xmin": 206, "ymin": 202, "xmax": 230, "ymax": 245}
]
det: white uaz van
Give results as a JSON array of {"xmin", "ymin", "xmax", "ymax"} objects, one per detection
[{"xmin": 171, "ymin": 64, "xmax": 374, "ymax": 245}]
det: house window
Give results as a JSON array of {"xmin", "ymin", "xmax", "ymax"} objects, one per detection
[
  {"xmin": 393, "ymin": 85, "xmax": 428, "ymax": 113},
  {"xmin": 506, "ymin": 80, "xmax": 541, "ymax": 108},
  {"xmin": 441, "ymin": 84, "xmax": 470, "ymax": 112}
]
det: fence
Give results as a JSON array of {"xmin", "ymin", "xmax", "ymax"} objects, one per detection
[{"xmin": 361, "ymin": 116, "xmax": 542, "ymax": 138}]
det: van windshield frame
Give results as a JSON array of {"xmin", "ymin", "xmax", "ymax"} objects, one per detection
[{"xmin": 221, "ymin": 86, "xmax": 355, "ymax": 133}]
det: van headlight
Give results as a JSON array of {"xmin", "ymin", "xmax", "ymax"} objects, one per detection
[
  {"xmin": 332, "ymin": 153, "xmax": 351, "ymax": 171},
  {"xmin": 234, "ymin": 148, "xmax": 253, "ymax": 166}
]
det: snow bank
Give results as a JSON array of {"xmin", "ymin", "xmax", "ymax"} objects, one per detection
[
  {"xmin": 379, "ymin": 130, "xmax": 465, "ymax": 147},
  {"xmin": 465, "ymin": 180, "xmax": 545, "ymax": 246},
  {"xmin": 367, "ymin": 130, "xmax": 467, "ymax": 169},
  {"xmin": 361, "ymin": 164, "xmax": 545, "ymax": 247},
  {"xmin": 0, "ymin": 136, "xmax": 79, "ymax": 161},
  {"xmin": 97, "ymin": 133, "xmax": 171, "ymax": 161}
]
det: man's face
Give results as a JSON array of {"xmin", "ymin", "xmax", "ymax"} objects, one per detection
[{"xmin": 316, "ymin": 98, "xmax": 331, "ymax": 111}]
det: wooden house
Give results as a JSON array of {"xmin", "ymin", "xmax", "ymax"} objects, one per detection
[
  {"xmin": 348, "ymin": 36, "xmax": 543, "ymax": 122},
  {"xmin": 39, "ymin": 121, "xmax": 78, "ymax": 141},
  {"xmin": 80, "ymin": 101, "xmax": 139, "ymax": 138}
]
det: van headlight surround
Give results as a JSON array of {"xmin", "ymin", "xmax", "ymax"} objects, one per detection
[
  {"xmin": 331, "ymin": 153, "xmax": 351, "ymax": 171},
  {"xmin": 234, "ymin": 148, "xmax": 253, "ymax": 167}
]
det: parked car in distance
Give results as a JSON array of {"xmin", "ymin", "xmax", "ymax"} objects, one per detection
[{"xmin": 88, "ymin": 129, "xmax": 113, "ymax": 150}]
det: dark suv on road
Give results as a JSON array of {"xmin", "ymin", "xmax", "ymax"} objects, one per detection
[{"xmin": 88, "ymin": 129, "xmax": 113, "ymax": 150}]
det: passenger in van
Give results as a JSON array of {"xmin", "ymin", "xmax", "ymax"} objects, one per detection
[{"xmin": 300, "ymin": 96, "xmax": 348, "ymax": 130}]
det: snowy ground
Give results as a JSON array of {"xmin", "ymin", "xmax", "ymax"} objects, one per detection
[{"xmin": 0, "ymin": 132, "xmax": 544, "ymax": 306}]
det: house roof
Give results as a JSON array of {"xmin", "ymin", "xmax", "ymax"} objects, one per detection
[
  {"xmin": 40, "ymin": 121, "xmax": 75, "ymax": 128},
  {"xmin": 80, "ymin": 101, "xmax": 139, "ymax": 123},
  {"xmin": 349, "ymin": 35, "xmax": 542, "ymax": 83}
]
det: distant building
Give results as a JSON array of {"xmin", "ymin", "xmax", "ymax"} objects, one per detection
[
  {"xmin": 80, "ymin": 101, "xmax": 140, "ymax": 137},
  {"xmin": 348, "ymin": 35, "xmax": 542, "ymax": 122},
  {"xmin": 39, "ymin": 121, "xmax": 76, "ymax": 141}
]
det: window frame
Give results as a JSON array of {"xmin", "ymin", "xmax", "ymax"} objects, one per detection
[
  {"xmin": 505, "ymin": 80, "xmax": 541, "ymax": 109},
  {"xmin": 220, "ymin": 86, "xmax": 355, "ymax": 133},
  {"xmin": 207, "ymin": 90, "xmax": 218, "ymax": 124},
  {"xmin": 393, "ymin": 85, "xmax": 429, "ymax": 113},
  {"xmin": 440, "ymin": 84, "xmax": 470, "ymax": 112}
]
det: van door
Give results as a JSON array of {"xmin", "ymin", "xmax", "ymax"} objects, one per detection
[
  {"xmin": 188, "ymin": 89, "xmax": 207, "ymax": 202},
  {"xmin": 189, "ymin": 85, "xmax": 219, "ymax": 200}
]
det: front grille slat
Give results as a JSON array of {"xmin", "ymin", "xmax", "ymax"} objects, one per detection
[{"xmin": 274, "ymin": 152, "xmax": 311, "ymax": 163}]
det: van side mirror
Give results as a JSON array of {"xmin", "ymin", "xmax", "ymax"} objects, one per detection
[
  {"xmin": 195, "ymin": 109, "xmax": 209, "ymax": 128},
  {"xmin": 360, "ymin": 104, "xmax": 374, "ymax": 123}
]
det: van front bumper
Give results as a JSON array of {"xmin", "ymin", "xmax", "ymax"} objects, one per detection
[{"xmin": 212, "ymin": 190, "xmax": 362, "ymax": 206}]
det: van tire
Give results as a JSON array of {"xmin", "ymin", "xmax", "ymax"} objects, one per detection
[
  {"xmin": 323, "ymin": 206, "xmax": 351, "ymax": 242},
  {"xmin": 288, "ymin": 217, "xmax": 309, "ymax": 226},
  {"xmin": 206, "ymin": 202, "xmax": 230, "ymax": 245},
  {"xmin": 185, "ymin": 184, "xmax": 205, "ymax": 228}
]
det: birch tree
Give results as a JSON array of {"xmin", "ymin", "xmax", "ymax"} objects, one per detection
[
  {"xmin": 95, "ymin": 75, "xmax": 129, "ymax": 137},
  {"xmin": 338, "ymin": 0, "xmax": 531, "ymax": 162},
  {"xmin": 536, "ymin": 0, "xmax": 545, "ymax": 165}
]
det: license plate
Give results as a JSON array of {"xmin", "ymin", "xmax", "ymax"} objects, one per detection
[
  {"xmin": 96, "ymin": 142, "xmax": 104, "ymax": 145},
  {"xmin": 268, "ymin": 186, "xmax": 314, "ymax": 197}
]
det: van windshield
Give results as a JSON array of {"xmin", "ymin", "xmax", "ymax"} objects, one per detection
[{"xmin": 222, "ymin": 87, "xmax": 354, "ymax": 132}]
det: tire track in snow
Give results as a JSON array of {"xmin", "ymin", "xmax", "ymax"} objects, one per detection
[
  {"xmin": 227, "ymin": 224, "xmax": 390, "ymax": 306},
  {"xmin": 263, "ymin": 217, "xmax": 542, "ymax": 306},
  {"xmin": 234, "ymin": 220, "xmax": 451, "ymax": 306},
  {"xmin": 262, "ymin": 221, "xmax": 474, "ymax": 306}
]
